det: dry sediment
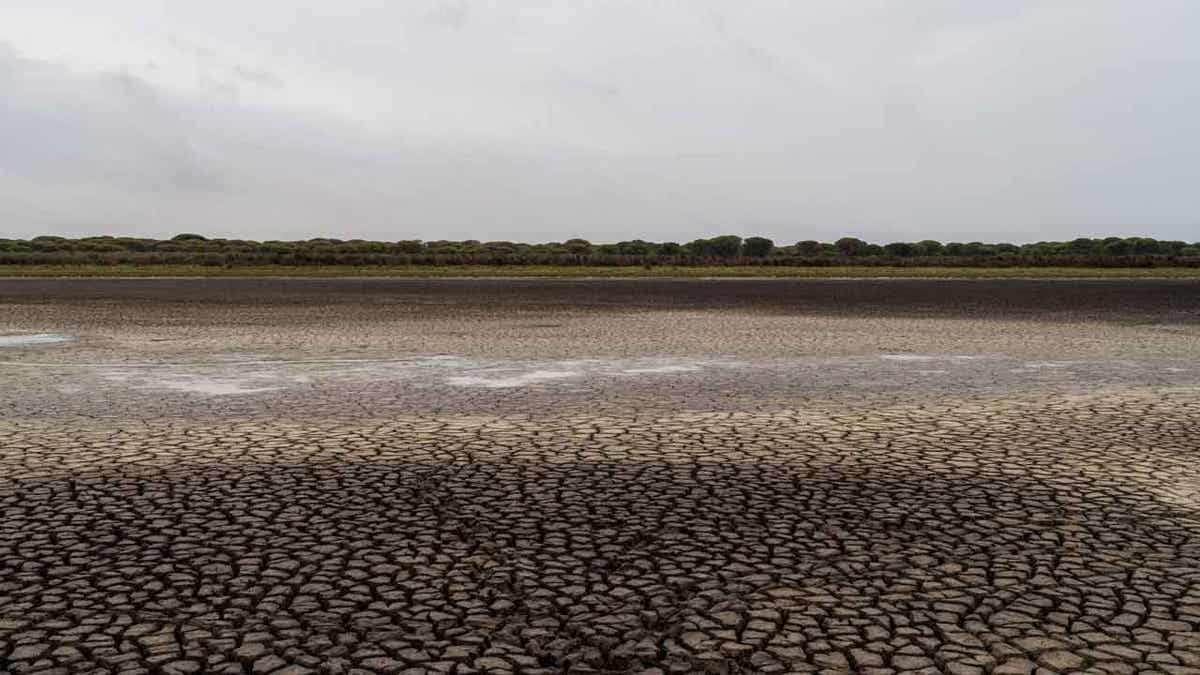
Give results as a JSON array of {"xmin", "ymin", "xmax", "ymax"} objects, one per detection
[{"xmin": 2, "ymin": 279, "xmax": 1199, "ymax": 674}]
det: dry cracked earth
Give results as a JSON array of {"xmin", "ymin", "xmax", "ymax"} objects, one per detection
[{"xmin": 2, "ymin": 278, "xmax": 1200, "ymax": 675}]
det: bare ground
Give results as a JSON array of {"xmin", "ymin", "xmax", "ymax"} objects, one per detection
[{"xmin": 2, "ymin": 279, "xmax": 1199, "ymax": 674}]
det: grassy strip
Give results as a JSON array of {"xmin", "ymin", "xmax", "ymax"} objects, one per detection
[{"xmin": 2, "ymin": 264, "xmax": 1200, "ymax": 278}]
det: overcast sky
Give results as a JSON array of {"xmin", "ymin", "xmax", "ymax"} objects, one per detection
[{"xmin": 2, "ymin": 1, "xmax": 1198, "ymax": 243}]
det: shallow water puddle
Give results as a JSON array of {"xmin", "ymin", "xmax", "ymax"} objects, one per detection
[{"xmin": 0, "ymin": 333, "xmax": 73, "ymax": 346}]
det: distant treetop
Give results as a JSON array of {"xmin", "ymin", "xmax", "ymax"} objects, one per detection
[{"xmin": 1, "ymin": 233, "xmax": 1196, "ymax": 268}]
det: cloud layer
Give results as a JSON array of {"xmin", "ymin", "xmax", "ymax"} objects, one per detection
[{"xmin": 2, "ymin": 1, "xmax": 1198, "ymax": 242}]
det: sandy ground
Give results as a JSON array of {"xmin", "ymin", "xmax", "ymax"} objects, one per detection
[{"xmin": 2, "ymin": 278, "xmax": 1199, "ymax": 674}]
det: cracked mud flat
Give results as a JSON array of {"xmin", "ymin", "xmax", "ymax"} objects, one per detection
[{"xmin": 2, "ymin": 278, "xmax": 1200, "ymax": 675}]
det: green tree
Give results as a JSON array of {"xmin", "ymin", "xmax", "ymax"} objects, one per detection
[
  {"xmin": 917, "ymin": 240, "xmax": 944, "ymax": 255},
  {"xmin": 708, "ymin": 235, "xmax": 743, "ymax": 258},
  {"xmin": 1068, "ymin": 237, "xmax": 1098, "ymax": 254},
  {"xmin": 564, "ymin": 238, "xmax": 593, "ymax": 255},
  {"xmin": 1128, "ymin": 237, "xmax": 1161, "ymax": 254},
  {"xmin": 689, "ymin": 235, "xmax": 743, "ymax": 259},
  {"xmin": 835, "ymin": 237, "xmax": 867, "ymax": 256},
  {"xmin": 742, "ymin": 236, "xmax": 774, "ymax": 258},
  {"xmin": 794, "ymin": 240, "xmax": 822, "ymax": 255},
  {"xmin": 1099, "ymin": 238, "xmax": 1126, "ymax": 255},
  {"xmin": 617, "ymin": 240, "xmax": 652, "ymax": 255},
  {"xmin": 883, "ymin": 242, "xmax": 917, "ymax": 257},
  {"xmin": 963, "ymin": 242, "xmax": 995, "ymax": 256}
]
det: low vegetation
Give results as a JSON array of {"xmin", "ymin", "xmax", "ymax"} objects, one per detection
[
  {"xmin": 5, "ymin": 265, "xmax": 1200, "ymax": 279},
  {"xmin": 1, "ymin": 234, "xmax": 1197, "ymax": 271}
]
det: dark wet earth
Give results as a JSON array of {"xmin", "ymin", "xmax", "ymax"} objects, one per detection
[{"xmin": 2, "ymin": 278, "xmax": 1200, "ymax": 674}]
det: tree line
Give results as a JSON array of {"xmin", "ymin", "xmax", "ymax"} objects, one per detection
[{"xmin": 1, "ymin": 234, "xmax": 1198, "ymax": 268}]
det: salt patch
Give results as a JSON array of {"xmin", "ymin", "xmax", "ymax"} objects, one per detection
[
  {"xmin": 445, "ymin": 370, "xmax": 581, "ymax": 388},
  {"xmin": 620, "ymin": 364, "xmax": 701, "ymax": 374},
  {"xmin": 149, "ymin": 376, "xmax": 282, "ymax": 396},
  {"xmin": 0, "ymin": 333, "xmax": 72, "ymax": 347},
  {"xmin": 101, "ymin": 369, "xmax": 286, "ymax": 396}
]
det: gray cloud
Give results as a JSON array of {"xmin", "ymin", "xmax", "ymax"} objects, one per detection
[
  {"xmin": 1, "ymin": 2, "xmax": 1198, "ymax": 242},
  {"xmin": 0, "ymin": 47, "xmax": 224, "ymax": 192}
]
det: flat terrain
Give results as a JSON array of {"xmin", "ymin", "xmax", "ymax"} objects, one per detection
[{"xmin": 2, "ymin": 278, "xmax": 1200, "ymax": 674}]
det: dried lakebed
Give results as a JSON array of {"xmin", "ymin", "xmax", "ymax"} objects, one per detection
[{"xmin": 2, "ymin": 278, "xmax": 1200, "ymax": 675}]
